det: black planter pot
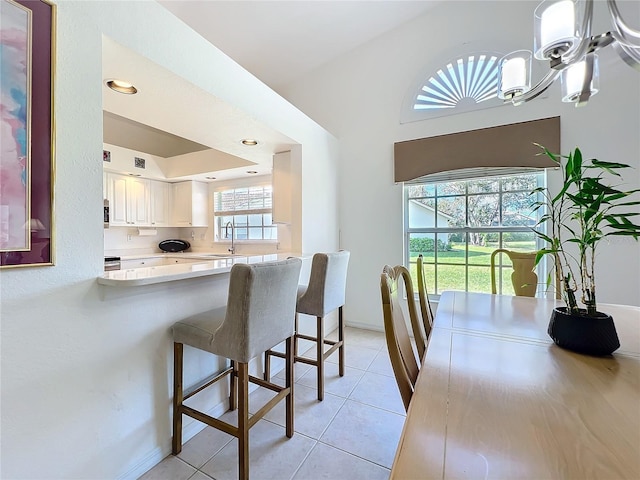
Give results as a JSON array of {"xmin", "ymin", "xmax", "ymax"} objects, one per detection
[{"xmin": 548, "ymin": 307, "xmax": 620, "ymax": 356}]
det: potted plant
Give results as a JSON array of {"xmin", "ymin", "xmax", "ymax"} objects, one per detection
[{"xmin": 531, "ymin": 144, "xmax": 640, "ymax": 355}]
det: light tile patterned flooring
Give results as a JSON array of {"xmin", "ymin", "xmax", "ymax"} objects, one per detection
[{"xmin": 140, "ymin": 327, "xmax": 405, "ymax": 480}]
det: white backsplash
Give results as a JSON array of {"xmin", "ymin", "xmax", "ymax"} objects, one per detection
[
  {"xmin": 105, "ymin": 226, "xmax": 279, "ymax": 256},
  {"xmin": 104, "ymin": 226, "xmax": 184, "ymax": 256}
]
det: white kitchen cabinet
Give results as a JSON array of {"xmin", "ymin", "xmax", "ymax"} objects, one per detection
[
  {"xmin": 106, "ymin": 173, "xmax": 151, "ymax": 226},
  {"xmin": 272, "ymin": 151, "xmax": 292, "ymax": 224},
  {"xmin": 171, "ymin": 180, "xmax": 208, "ymax": 227},
  {"xmin": 150, "ymin": 180, "xmax": 170, "ymax": 227}
]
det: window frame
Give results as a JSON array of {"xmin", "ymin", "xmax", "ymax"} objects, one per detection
[
  {"xmin": 404, "ymin": 171, "xmax": 547, "ymax": 298},
  {"xmin": 213, "ymin": 182, "xmax": 277, "ymax": 243}
]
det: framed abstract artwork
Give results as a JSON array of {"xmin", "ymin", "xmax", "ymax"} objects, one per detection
[{"xmin": 0, "ymin": 0, "xmax": 55, "ymax": 268}]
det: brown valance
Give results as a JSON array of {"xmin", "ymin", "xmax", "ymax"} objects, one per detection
[{"xmin": 393, "ymin": 117, "xmax": 560, "ymax": 183}]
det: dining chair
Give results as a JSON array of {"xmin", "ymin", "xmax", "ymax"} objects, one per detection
[
  {"xmin": 171, "ymin": 258, "xmax": 302, "ymax": 480},
  {"xmin": 416, "ymin": 254, "xmax": 434, "ymax": 340},
  {"xmin": 380, "ymin": 264, "xmax": 421, "ymax": 411},
  {"xmin": 490, "ymin": 248, "xmax": 538, "ymax": 297}
]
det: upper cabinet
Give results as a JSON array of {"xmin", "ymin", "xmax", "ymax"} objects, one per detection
[
  {"xmin": 106, "ymin": 173, "xmax": 151, "ymax": 226},
  {"xmin": 171, "ymin": 180, "xmax": 208, "ymax": 227},
  {"xmin": 105, "ymin": 173, "xmax": 209, "ymax": 228},
  {"xmin": 150, "ymin": 180, "xmax": 171, "ymax": 227},
  {"xmin": 272, "ymin": 151, "xmax": 292, "ymax": 224}
]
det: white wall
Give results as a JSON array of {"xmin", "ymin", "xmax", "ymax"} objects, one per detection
[
  {"xmin": 282, "ymin": 0, "xmax": 640, "ymax": 330},
  {"xmin": 0, "ymin": 1, "xmax": 339, "ymax": 479}
]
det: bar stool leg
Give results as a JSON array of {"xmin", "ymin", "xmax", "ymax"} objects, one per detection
[
  {"xmin": 172, "ymin": 342, "xmax": 184, "ymax": 455},
  {"xmin": 317, "ymin": 316, "xmax": 324, "ymax": 401},
  {"xmin": 338, "ymin": 306, "xmax": 345, "ymax": 377},
  {"xmin": 230, "ymin": 360, "xmax": 237, "ymax": 411},
  {"xmin": 285, "ymin": 335, "xmax": 294, "ymax": 437},
  {"xmin": 294, "ymin": 313, "xmax": 299, "ymax": 358},
  {"xmin": 263, "ymin": 350, "xmax": 271, "ymax": 382},
  {"xmin": 238, "ymin": 362, "xmax": 249, "ymax": 480}
]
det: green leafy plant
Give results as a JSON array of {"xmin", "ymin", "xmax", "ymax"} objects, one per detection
[{"xmin": 532, "ymin": 144, "xmax": 640, "ymax": 316}]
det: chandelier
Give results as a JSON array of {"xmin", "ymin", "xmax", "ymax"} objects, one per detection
[{"xmin": 497, "ymin": 0, "xmax": 640, "ymax": 107}]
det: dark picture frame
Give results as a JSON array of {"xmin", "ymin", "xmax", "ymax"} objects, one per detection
[{"xmin": 0, "ymin": 0, "xmax": 55, "ymax": 268}]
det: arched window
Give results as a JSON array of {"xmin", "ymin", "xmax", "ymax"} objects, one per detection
[{"xmin": 401, "ymin": 51, "xmax": 507, "ymax": 123}]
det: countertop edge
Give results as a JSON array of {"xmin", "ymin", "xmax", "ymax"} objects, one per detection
[{"xmin": 98, "ymin": 253, "xmax": 303, "ymax": 287}]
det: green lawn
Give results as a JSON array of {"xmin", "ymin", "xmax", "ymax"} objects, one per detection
[{"xmin": 409, "ymin": 242, "xmax": 537, "ymax": 295}]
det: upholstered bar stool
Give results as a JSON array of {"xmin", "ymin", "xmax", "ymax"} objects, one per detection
[
  {"xmin": 171, "ymin": 258, "xmax": 301, "ymax": 480},
  {"xmin": 265, "ymin": 251, "xmax": 350, "ymax": 401}
]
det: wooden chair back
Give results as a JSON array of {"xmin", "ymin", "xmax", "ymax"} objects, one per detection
[
  {"xmin": 416, "ymin": 255, "xmax": 434, "ymax": 339},
  {"xmin": 380, "ymin": 265, "xmax": 421, "ymax": 411},
  {"xmin": 490, "ymin": 249, "xmax": 537, "ymax": 297}
]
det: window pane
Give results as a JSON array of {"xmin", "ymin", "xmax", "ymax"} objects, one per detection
[
  {"xmin": 409, "ymin": 233, "xmax": 438, "ymax": 259},
  {"xmin": 234, "ymin": 215, "xmax": 248, "ymax": 228},
  {"xmin": 437, "ymin": 181, "xmax": 465, "ymax": 196},
  {"xmin": 264, "ymin": 226, "xmax": 277, "ymax": 240},
  {"xmin": 501, "ymin": 174, "xmax": 537, "ymax": 192},
  {"xmin": 502, "ymin": 192, "xmax": 536, "ymax": 226},
  {"xmin": 248, "ymin": 214, "xmax": 262, "ymax": 227},
  {"xmin": 436, "ymin": 264, "xmax": 466, "ymax": 294},
  {"xmin": 503, "ymin": 231, "xmax": 536, "ymax": 251},
  {"xmin": 264, "ymin": 213, "xmax": 273, "ymax": 226},
  {"xmin": 408, "ymin": 198, "xmax": 436, "ymax": 228},
  {"xmin": 248, "ymin": 228, "xmax": 263, "ymax": 240},
  {"xmin": 235, "ymin": 227, "xmax": 247, "ymax": 239},
  {"xmin": 467, "ymin": 239, "xmax": 493, "ymax": 266},
  {"xmin": 436, "ymin": 196, "xmax": 464, "ymax": 227},
  {"xmin": 468, "ymin": 194, "xmax": 499, "ymax": 227},
  {"xmin": 468, "ymin": 266, "xmax": 492, "ymax": 294},
  {"xmin": 468, "ymin": 178, "xmax": 498, "ymax": 194},
  {"xmin": 442, "ymin": 235, "xmax": 466, "ymax": 264},
  {"xmin": 407, "ymin": 184, "xmax": 435, "ymax": 199},
  {"xmin": 234, "ymin": 188, "xmax": 249, "ymax": 210},
  {"xmin": 249, "ymin": 187, "xmax": 265, "ymax": 209}
]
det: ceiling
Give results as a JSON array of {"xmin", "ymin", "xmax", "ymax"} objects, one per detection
[{"xmin": 158, "ymin": 1, "xmax": 441, "ymax": 93}]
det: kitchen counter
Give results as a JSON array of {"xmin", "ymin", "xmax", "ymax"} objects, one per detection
[{"xmin": 98, "ymin": 253, "xmax": 298, "ymax": 287}]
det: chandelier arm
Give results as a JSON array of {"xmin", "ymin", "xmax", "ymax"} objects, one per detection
[
  {"xmin": 611, "ymin": 30, "xmax": 640, "ymax": 50},
  {"xmin": 508, "ymin": 68, "xmax": 561, "ymax": 105},
  {"xmin": 613, "ymin": 40, "xmax": 640, "ymax": 71},
  {"xmin": 607, "ymin": 0, "xmax": 640, "ymax": 45},
  {"xmin": 560, "ymin": 0, "xmax": 594, "ymax": 65}
]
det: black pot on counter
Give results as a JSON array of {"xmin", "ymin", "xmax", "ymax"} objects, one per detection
[{"xmin": 158, "ymin": 239, "xmax": 191, "ymax": 253}]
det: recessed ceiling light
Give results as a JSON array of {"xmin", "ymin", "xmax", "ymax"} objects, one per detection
[
  {"xmin": 246, "ymin": 170, "xmax": 258, "ymax": 174},
  {"xmin": 106, "ymin": 79, "xmax": 138, "ymax": 95},
  {"xmin": 241, "ymin": 139, "xmax": 258, "ymax": 146}
]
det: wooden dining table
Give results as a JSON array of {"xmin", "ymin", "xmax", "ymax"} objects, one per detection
[{"xmin": 390, "ymin": 291, "xmax": 640, "ymax": 480}]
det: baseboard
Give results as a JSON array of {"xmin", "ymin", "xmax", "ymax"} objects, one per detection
[
  {"xmin": 345, "ymin": 320, "xmax": 384, "ymax": 333},
  {"xmin": 117, "ymin": 395, "xmax": 245, "ymax": 480}
]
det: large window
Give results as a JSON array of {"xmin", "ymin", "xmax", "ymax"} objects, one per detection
[
  {"xmin": 214, "ymin": 185, "xmax": 277, "ymax": 241},
  {"xmin": 405, "ymin": 172, "xmax": 544, "ymax": 296}
]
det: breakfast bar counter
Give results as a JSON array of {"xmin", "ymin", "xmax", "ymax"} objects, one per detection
[{"xmin": 98, "ymin": 253, "xmax": 298, "ymax": 287}]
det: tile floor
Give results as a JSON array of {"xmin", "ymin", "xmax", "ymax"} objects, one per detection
[{"xmin": 140, "ymin": 327, "xmax": 405, "ymax": 480}]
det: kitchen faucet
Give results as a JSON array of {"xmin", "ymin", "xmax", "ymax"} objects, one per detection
[{"xmin": 224, "ymin": 220, "xmax": 235, "ymax": 254}]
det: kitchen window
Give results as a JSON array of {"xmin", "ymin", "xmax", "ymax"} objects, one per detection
[
  {"xmin": 405, "ymin": 171, "xmax": 545, "ymax": 296},
  {"xmin": 214, "ymin": 185, "xmax": 277, "ymax": 241}
]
